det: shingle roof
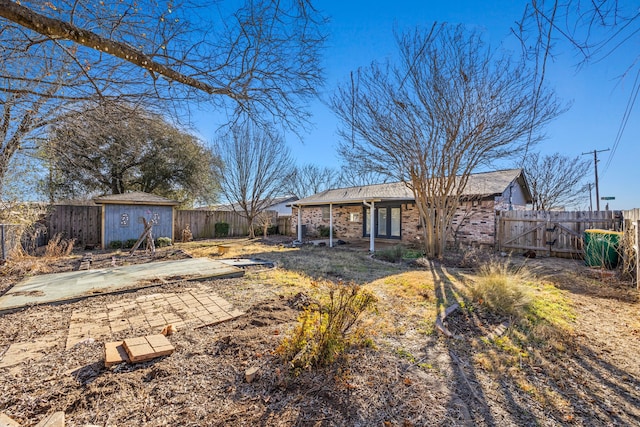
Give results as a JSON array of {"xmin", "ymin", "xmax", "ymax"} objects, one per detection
[
  {"xmin": 93, "ymin": 192, "xmax": 179, "ymax": 206},
  {"xmin": 292, "ymin": 169, "xmax": 529, "ymax": 206}
]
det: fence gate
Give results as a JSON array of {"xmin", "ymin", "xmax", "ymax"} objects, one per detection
[{"xmin": 497, "ymin": 210, "xmax": 619, "ymax": 257}]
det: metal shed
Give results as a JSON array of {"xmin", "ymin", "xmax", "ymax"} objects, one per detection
[{"xmin": 93, "ymin": 192, "xmax": 179, "ymax": 248}]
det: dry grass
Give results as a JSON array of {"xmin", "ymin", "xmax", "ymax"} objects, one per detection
[
  {"xmin": 470, "ymin": 259, "xmax": 532, "ymax": 318},
  {"xmin": 44, "ymin": 233, "xmax": 75, "ymax": 258}
]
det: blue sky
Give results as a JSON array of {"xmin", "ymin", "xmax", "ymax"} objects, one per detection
[{"xmin": 197, "ymin": 1, "xmax": 640, "ymax": 210}]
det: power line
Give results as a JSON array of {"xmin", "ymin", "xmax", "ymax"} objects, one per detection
[{"xmin": 603, "ymin": 67, "xmax": 640, "ymax": 174}]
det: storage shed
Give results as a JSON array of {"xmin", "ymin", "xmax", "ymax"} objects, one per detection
[{"xmin": 93, "ymin": 192, "xmax": 179, "ymax": 248}]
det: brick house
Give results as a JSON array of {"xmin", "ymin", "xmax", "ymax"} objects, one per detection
[{"xmin": 290, "ymin": 169, "xmax": 532, "ymax": 250}]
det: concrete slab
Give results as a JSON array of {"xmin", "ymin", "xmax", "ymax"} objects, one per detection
[{"xmin": 0, "ymin": 258, "xmax": 243, "ymax": 312}]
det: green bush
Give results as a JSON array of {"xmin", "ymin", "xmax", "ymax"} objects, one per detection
[
  {"xmin": 254, "ymin": 225, "xmax": 278, "ymax": 237},
  {"xmin": 277, "ymin": 282, "xmax": 377, "ymax": 372},
  {"xmin": 155, "ymin": 237, "xmax": 172, "ymax": 247},
  {"xmin": 376, "ymin": 245, "xmax": 424, "ymax": 262},
  {"xmin": 109, "ymin": 240, "xmax": 122, "ymax": 249},
  {"xmin": 214, "ymin": 222, "xmax": 229, "ymax": 238},
  {"xmin": 123, "ymin": 238, "xmax": 139, "ymax": 249},
  {"xmin": 316, "ymin": 224, "xmax": 335, "ymax": 238}
]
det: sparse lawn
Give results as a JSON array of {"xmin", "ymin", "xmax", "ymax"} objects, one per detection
[{"xmin": 0, "ymin": 239, "xmax": 638, "ymax": 426}]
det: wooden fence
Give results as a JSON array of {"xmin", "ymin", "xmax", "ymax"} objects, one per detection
[
  {"xmin": 173, "ymin": 210, "xmax": 285, "ymax": 240},
  {"xmin": 0, "ymin": 224, "xmax": 22, "ymax": 260},
  {"xmin": 497, "ymin": 210, "xmax": 621, "ymax": 258},
  {"xmin": 622, "ymin": 208, "xmax": 640, "ymax": 288},
  {"xmin": 174, "ymin": 210, "xmax": 251, "ymax": 240},
  {"xmin": 30, "ymin": 206, "xmax": 288, "ymax": 249},
  {"xmin": 277, "ymin": 216, "xmax": 292, "ymax": 236},
  {"xmin": 47, "ymin": 205, "xmax": 102, "ymax": 248}
]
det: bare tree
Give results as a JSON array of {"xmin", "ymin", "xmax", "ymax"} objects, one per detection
[
  {"xmin": 0, "ymin": 0, "xmax": 325, "ymax": 196},
  {"xmin": 284, "ymin": 164, "xmax": 342, "ymax": 199},
  {"xmin": 526, "ymin": 152, "xmax": 590, "ymax": 211},
  {"xmin": 213, "ymin": 121, "xmax": 293, "ymax": 239},
  {"xmin": 332, "ymin": 24, "xmax": 563, "ymax": 258}
]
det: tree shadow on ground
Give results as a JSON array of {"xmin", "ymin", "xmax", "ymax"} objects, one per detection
[
  {"xmin": 427, "ymin": 258, "xmax": 640, "ymax": 426},
  {"xmin": 242, "ymin": 245, "xmax": 411, "ymax": 285}
]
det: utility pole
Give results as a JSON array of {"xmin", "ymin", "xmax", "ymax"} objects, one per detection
[
  {"xmin": 587, "ymin": 183, "xmax": 593, "ymax": 212},
  {"xmin": 582, "ymin": 148, "xmax": 610, "ymax": 211}
]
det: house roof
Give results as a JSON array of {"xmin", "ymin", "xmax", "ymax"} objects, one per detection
[
  {"xmin": 292, "ymin": 169, "xmax": 531, "ymax": 206},
  {"xmin": 93, "ymin": 192, "xmax": 180, "ymax": 206}
]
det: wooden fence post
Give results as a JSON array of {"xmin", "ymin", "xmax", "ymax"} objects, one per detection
[{"xmin": 635, "ymin": 221, "xmax": 639, "ymax": 290}]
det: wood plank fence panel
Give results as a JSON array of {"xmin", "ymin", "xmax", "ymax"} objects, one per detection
[
  {"xmin": 277, "ymin": 216, "xmax": 292, "ymax": 236},
  {"xmin": 46, "ymin": 205, "xmax": 102, "ymax": 248},
  {"xmin": 174, "ymin": 210, "xmax": 251, "ymax": 240},
  {"xmin": 498, "ymin": 210, "xmax": 619, "ymax": 258}
]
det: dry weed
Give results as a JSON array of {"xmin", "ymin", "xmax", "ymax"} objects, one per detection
[
  {"xmin": 278, "ymin": 281, "xmax": 377, "ymax": 372},
  {"xmin": 44, "ymin": 233, "xmax": 75, "ymax": 258}
]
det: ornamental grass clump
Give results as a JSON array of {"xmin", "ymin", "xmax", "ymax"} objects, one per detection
[
  {"xmin": 278, "ymin": 281, "xmax": 377, "ymax": 372},
  {"xmin": 471, "ymin": 260, "xmax": 531, "ymax": 318}
]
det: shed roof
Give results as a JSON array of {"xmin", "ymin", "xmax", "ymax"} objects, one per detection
[
  {"xmin": 292, "ymin": 169, "xmax": 531, "ymax": 206},
  {"xmin": 93, "ymin": 192, "xmax": 180, "ymax": 206}
]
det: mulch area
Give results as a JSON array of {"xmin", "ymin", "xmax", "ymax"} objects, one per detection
[{"xmin": 0, "ymin": 247, "xmax": 638, "ymax": 426}]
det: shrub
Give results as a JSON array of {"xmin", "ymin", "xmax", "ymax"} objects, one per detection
[
  {"xmin": 375, "ymin": 245, "xmax": 424, "ymax": 262},
  {"xmin": 155, "ymin": 237, "xmax": 172, "ymax": 247},
  {"xmin": 470, "ymin": 260, "xmax": 530, "ymax": 318},
  {"xmin": 123, "ymin": 238, "xmax": 139, "ymax": 249},
  {"xmin": 375, "ymin": 245, "xmax": 405, "ymax": 262},
  {"xmin": 109, "ymin": 240, "xmax": 123, "ymax": 249},
  {"xmin": 214, "ymin": 222, "xmax": 229, "ymax": 238},
  {"xmin": 277, "ymin": 282, "xmax": 377, "ymax": 372},
  {"xmin": 254, "ymin": 225, "xmax": 278, "ymax": 237},
  {"xmin": 316, "ymin": 225, "xmax": 335, "ymax": 238}
]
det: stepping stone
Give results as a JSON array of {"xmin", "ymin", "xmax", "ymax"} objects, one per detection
[
  {"xmin": 0, "ymin": 413, "xmax": 21, "ymax": 427},
  {"xmin": 104, "ymin": 341, "xmax": 130, "ymax": 367},
  {"xmin": 122, "ymin": 334, "xmax": 174, "ymax": 363},
  {"xmin": 34, "ymin": 411, "xmax": 65, "ymax": 427}
]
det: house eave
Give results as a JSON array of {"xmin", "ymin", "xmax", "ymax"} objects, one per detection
[{"xmin": 290, "ymin": 197, "xmax": 418, "ymax": 207}]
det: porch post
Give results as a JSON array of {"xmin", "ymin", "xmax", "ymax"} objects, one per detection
[
  {"xmin": 370, "ymin": 200, "xmax": 375, "ymax": 252},
  {"xmin": 363, "ymin": 200, "xmax": 375, "ymax": 252},
  {"xmin": 329, "ymin": 203, "xmax": 333, "ymax": 247},
  {"xmin": 297, "ymin": 205, "xmax": 302, "ymax": 241}
]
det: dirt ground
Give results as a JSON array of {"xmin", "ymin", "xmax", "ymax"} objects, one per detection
[{"xmin": 0, "ymin": 241, "xmax": 638, "ymax": 426}]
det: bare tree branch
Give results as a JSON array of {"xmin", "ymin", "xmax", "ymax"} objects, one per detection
[{"xmin": 0, "ymin": 0, "xmax": 236, "ymax": 97}]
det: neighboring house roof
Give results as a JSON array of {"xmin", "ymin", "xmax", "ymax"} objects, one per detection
[
  {"xmin": 292, "ymin": 169, "xmax": 531, "ymax": 206},
  {"xmin": 201, "ymin": 195, "xmax": 298, "ymax": 212},
  {"xmin": 93, "ymin": 192, "xmax": 180, "ymax": 206}
]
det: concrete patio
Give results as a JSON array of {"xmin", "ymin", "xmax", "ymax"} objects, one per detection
[{"xmin": 0, "ymin": 258, "xmax": 244, "ymax": 312}]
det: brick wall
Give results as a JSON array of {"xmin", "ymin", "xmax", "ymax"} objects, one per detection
[
  {"xmin": 292, "ymin": 200, "xmax": 503, "ymax": 248},
  {"xmin": 291, "ymin": 205, "xmax": 364, "ymax": 239},
  {"xmin": 449, "ymin": 200, "xmax": 497, "ymax": 247}
]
